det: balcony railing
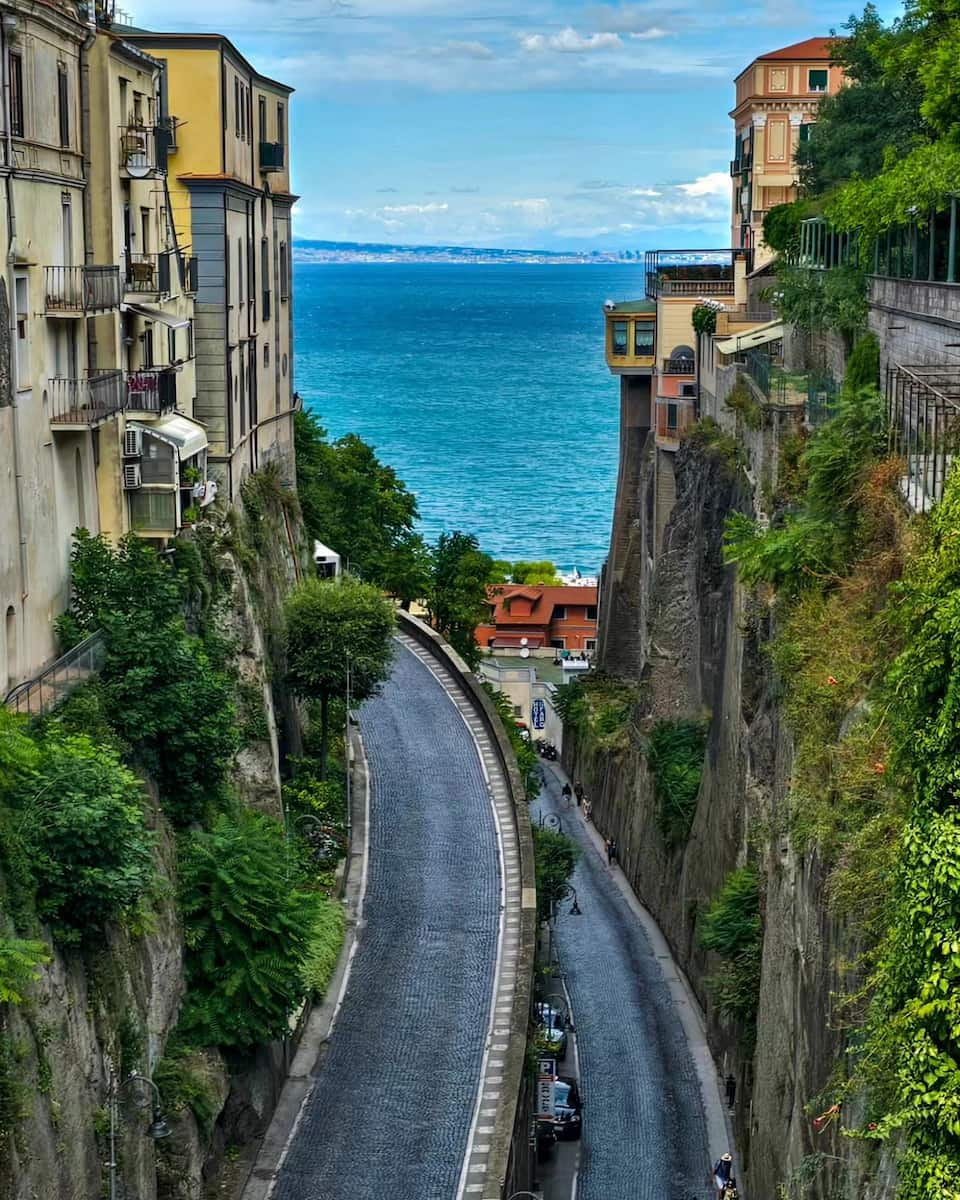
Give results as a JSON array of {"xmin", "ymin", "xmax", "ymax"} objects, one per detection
[
  {"xmin": 887, "ymin": 363, "xmax": 960, "ymax": 511},
  {"xmin": 259, "ymin": 141, "xmax": 285, "ymax": 172},
  {"xmin": 663, "ymin": 357, "xmax": 695, "ymax": 376},
  {"xmin": 126, "ymin": 367, "xmax": 177, "ymax": 414},
  {"xmin": 119, "ymin": 124, "xmax": 165, "ymax": 175},
  {"xmin": 44, "ymin": 265, "xmax": 121, "ymax": 314},
  {"xmin": 124, "ymin": 251, "xmax": 172, "ymax": 295},
  {"xmin": 644, "ymin": 248, "xmax": 749, "ymax": 300},
  {"xmin": 4, "ymin": 632, "xmax": 105, "ymax": 718},
  {"xmin": 48, "ymin": 370, "xmax": 124, "ymax": 427}
]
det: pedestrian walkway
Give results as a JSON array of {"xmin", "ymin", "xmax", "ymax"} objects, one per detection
[
  {"xmin": 534, "ymin": 768, "xmax": 720, "ymax": 1200},
  {"xmin": 270, "ymin": 640, "xmax": 509, "ymax": 1200}
]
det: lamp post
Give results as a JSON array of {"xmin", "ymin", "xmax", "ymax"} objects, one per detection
[
  {"xmin": 546, "ymin": 884, "xmax": 581, "ymax": 975},
  {"xmin": 541, "ymin": 812, "xmax": 562, "ymax": 835},
  {"xmin": 107, "ymin": 1071, "xmax": 170, "ymax": 1200},
  {"xmin": 508, "ymin": 1193, "xmax": 541, "ymax": 1199}
]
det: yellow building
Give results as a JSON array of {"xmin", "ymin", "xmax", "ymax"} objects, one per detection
[
  {"xmin": 122, "ymin": 30, "xmax": 298, "ymax": 499},
  {"xmin": 730, "ymin": 38, "xmax": 846, "ymax": 264}
]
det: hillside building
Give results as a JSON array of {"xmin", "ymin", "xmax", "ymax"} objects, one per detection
[{"xmin": 475, "ymin": 584, "xmax": 598, "ymax": 657}]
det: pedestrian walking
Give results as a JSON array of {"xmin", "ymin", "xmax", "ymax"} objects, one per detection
[
  {"xmin": 574, "ymin": 781, "xmax": 584, "ymax": 806},
  {"xmin": 725, "ymin": 1074, "xmax": 736, "ymax": 1111},
  {"xmin": 561, "ymin": 782, "xmax": 572, "ymax": 808},
  {"xmin": 582, "ymin": 797, "xmax": 592, "ymax": 822},
  {"xmin": 604, "ymin": 837, "xmax": 613, "ymax": 864},
  {"xmin": 609, "ymin": 837, "xmax": 618, "ymax": 866},
  {"xmin": 713, "ymin": 1153, "xmax": 734, "ymax": 1198}
]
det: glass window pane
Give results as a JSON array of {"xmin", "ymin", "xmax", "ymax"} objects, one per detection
[
  {"xmin": 634, "ymin": 322, "xmax": 654, "ymax": 356},
  {"xmin": 612, "ymin": 321, "xmax": 628, "ymax": 355}
]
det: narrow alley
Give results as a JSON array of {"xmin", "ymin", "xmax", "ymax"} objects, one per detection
[
  {"xmin": 271, "ymin": 642, "xmax": 504, "ymax": 1200},
  {"xmin": 534, "ymin": 768, "xmax": 720, "ymax": 1200}
]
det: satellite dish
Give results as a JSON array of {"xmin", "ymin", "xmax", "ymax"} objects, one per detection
[
  {"xmin": 521, "ymin": 648, "xmax": 530, "ymax": 659},
  {"xmin": 520, "ymin": 637, "xmax": 528, "ymax": 646}
]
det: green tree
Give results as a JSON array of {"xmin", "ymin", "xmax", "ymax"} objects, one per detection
[
  {"xmin": 178, "ymin": 810, "xmax": 321, "ymax": 1049},
  {"xmin": 294, "ymin": 411, "xmax": 423, "ymax": 597},
  {"xmin": 509, "ymin": 561, "xmax": 562, "ymax": 586},
  {"xmin": 24, "ymin": 732, "xmax": 154, "ymax": 938},
  {"xmin": 426, "ymin": 532, "xmax": 493, "ymax": 669},
  {"xmin": 284, "ymin": 577, "xmax": 395, "ymax": 773},
  {"xmin": 532, "ymin": 826, "xmax": 579, "ymax": 922}
]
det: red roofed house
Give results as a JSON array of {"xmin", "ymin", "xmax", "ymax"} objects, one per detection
[
  {"xmin": 476, "ymin": 585, "xmax": 599, "ymax": 657},
  {"xmin": 730, "ymin": 37, "xmax": 846, "ymax": 264}
]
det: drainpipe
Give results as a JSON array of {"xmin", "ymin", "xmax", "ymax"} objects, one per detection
[
  {"xmin": 2, "ymin": 6, "xmax": 28, "ymax": 607},
  {"xmin": 80, "ymin": 6, "xmax": 97, "ymax": 369}
]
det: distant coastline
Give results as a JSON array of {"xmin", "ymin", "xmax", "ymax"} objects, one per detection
[{"xmin": 293, "ymin": 238, "xmax": 643, "ymax": 266}]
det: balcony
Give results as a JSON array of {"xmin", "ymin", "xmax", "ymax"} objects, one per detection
[
  {"xmin": 126, "ymin": 367, "xmax": 177, "ymax": 414},
  {"xmin": 44, "ymin": 265, "xmax": 121, "ymax": 315},
  {"xmin": 259, "ymin": 141, "xmax": 285, "ymax": 173},
  {"xmin": 655, "ymin": 397, "xmax": 696, "ymax": 450},
  {"xmin": 48, "ymin": 370, "xmax": 124, "ymax": 429},
  {"xmin": 644, "ymin": 248, "xmax": 747, "ymax": 300},
  {"xmin": 124, "ymin": 252, "xmax": 172, "ymax": 296},
  {"xmin": 119, "ymin": 124, "xmax": 165, "ymax": 177},
  {"xmin": 887, "ymin": 363, "xmax": 960, "ymax": 511},
  {"xmin": 663, "ymin": 356, "xmax": 695, "ymax": 376}
]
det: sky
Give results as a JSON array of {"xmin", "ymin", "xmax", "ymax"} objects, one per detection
[{"xmin": 127, "ymin": 0, "xmax": 895, "ymax": 251}]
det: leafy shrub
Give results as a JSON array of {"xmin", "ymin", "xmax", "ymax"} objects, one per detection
[
  {"xmin": 844, "ymin": 332, "xmax": 880, "ymax": 394},
  {"xmin": 647, "ymin": 719, "xmax": 707, "ymax": 849},
  {"xmin": 691, "ymin": 304, "xmax": 718, "ymax": 336},
  {"xmin": 155, "ymin": 1043, "xmax": 223, "ymax": 1135},
  {"xmin": 300, "ymin": 896, "xmax": 346, "ymax": 997},
  {"xmin": 485, "ymin": 685, "xmax": 541, "ymax": 801},
  {"xmin": 775, "ymin": 263, "xmax": 868, "ymax": 340},
  {"xmin": 700, "ymin": 866, "xmax": 763, "ymax": 1033},
  {"xmin": 725, "ymin": 381, "xmax": 762, "ymax": 431},
  {"xmin": 763, "ymin": 199, "xmax": 817, "ymax": 256},
  {"xmin": 553, "ymin": 680, "xmax": 588, "ymax": 730},
  {"xmin": 0, "ymin": 938, "xmax": 50, "ymax": 1004},
  {"xmin": 685, "ymin": 417, "xmax": 743, "ymax": 475},
  {"xmin": 25, "ymin": 732, "xmax": 154, "ymax": 939},
  {"xmin": 532, "ymin": 826, "xmax": 579, "ymax": 923},
  {"xmin": 178, "ymin": 810, "xmax": 320, "ymax": 1049}
]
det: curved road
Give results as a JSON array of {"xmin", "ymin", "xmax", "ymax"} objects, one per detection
[
  {"xmin": 534, "ymin": 774, "xmax": 713, "ymax": 1200},
  {"xmin": 273, "ymin": 642, "xmax": 502, "ymax": 1200}
]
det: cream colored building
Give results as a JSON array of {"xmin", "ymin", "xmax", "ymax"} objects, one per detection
[{"xmin": 730, "ymin": 38, "xmax": 845, "ymax": 264}]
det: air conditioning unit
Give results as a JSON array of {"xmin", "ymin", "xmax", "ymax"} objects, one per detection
[
  {"xmin": 679, "ymin": 383, "xmax": 698, "ymax": 399},
  {"xmin": 123, "ymin": 462, "xmax": 142, "ymax": 490},
  {"xmin": 123, "ymin": 427, "xmax": 142, "ymax": 457}
]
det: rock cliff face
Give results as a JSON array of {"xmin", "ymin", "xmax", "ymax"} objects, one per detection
[
  {"xmin": 3, "ymin": 491, "xmax": 305, "ymax": 1200},
  {"xmin": 571, "ymin": 441, "xmax": 886, "ymax": 1200}
]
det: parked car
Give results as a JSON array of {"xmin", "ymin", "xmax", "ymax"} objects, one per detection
[
  {"xmin": 553, "ymin": 1076, "xmax": 582, "ymax": 1140},
  {"xmin": 535, "ymin": 1003, "xmax": 567, "ymax": 1059}
]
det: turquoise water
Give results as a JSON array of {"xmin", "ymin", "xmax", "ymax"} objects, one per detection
[{"xmin": 293, "ymin": 263, "xmax": 646, "ymax": 571}]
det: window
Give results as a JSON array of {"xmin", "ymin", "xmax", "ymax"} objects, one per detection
[
  {"xmin": 167, "ymin": 325, "xmax": 177, "ymax": 364},
  {"xmin": 263, "ymin": 342, "xmax": 269, "ymax": 367},
  {"xmin": 237, "ymin": 238, "xmax": 243, "ymax": 305},
  {"xmin": 261, "ymin": 238, "xmax": 271, "ymax": 321},
  {"xmin": 667, "ymin": 402, "xmax": 678, "ymax": 432},
  {"xmin": 10, "ymin": 53, "xmax": 23, "ymax": 137},
  {"xmin": 513, "ymin": 705, "xmax": 523, "ymax": 718},
  {"xmin": 276, "ymin": 102, "xmax": 285, "ymax": 146},
  {"xmin": 586, "ymin": 606, "xmax": 598, "ymax": 621},
  {"xmin": 234, "ymin": 78, "xmax": 241, "ymax": 137},
  {"xmin": 550, "ymin": 638, "xmax": 565, "ymax": 650},
  {"xmin": 187, "ymin": 320, "xmax": 195, "ymax": 360},
  {"xmin": 553, "ymin": 605, "xmax": 567, "ymax": 620},
  {"xmin": 258, "ymin": 96, "xmax": 267, "ymax": 143},
  {"xmin": 279, "ymin": 242, "xmax": 289, "ymax": 300},
  {"xmin": 798, "ymin": 122, "xmax": 813, "ymax": 144},
  {"xmin": 57, "ymin": 63, "xmax": 69, "ymax": 148},
  {"xmin": 633, "ymin": 322, "xmax": 654, "ymax": 357},
  {"xmin": 585, "ymin": 639, "xmax": 597, "ymax": 652},
  {"xmin": 14, "ymin": 273, "xmax": 28, "ymax": 386},
  {"xmin": 140, "ymin": 207, "xmax": 150, "ymax": 254},
  {"xmin": 61, "ymin": 193, "xmax": 73, "ymax": 265},
  {"xmin": 612, "ymin": 320, "xmax": 628, "ymax": 355},
  {"xmin": 141, "ymin": 324, "xmax": 155, "ymax": 369},
  {"xmin": 808, "ymin": 68, "xmax": 828, "ymax": 92},
  {"xmin": 132, "ymin": 90, "xmax": 143, "ymax": 125}
]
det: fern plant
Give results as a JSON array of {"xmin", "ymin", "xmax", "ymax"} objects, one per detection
[
  {"xmin": 178, "ymin": 810, "xmax": 320, "ymax": 1049},
  {"xmin": 647, "ymin": 719, "xmax": 708, "ymax": 849}
]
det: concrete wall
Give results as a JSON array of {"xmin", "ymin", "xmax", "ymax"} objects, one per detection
[{"xmin": 868, "ymin": 276, "xmax": 960, "ymax": 374}]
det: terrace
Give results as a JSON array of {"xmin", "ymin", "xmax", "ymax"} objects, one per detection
[{"xmin": 644, "ymin": 249, "xmax": 749, "ymax": 300}]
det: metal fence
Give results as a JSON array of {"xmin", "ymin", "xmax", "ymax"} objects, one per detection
[
  {"xmin": 887, "ymin": 363, "xmax": 960, "ymax": 510},
  {"xmin": 4, "ymin": 632, "xmax": 106, "ymax": 719},
  {"xmin": 48, "ymin": 370, "xmax": 125, "ymax": 425},
  {"xmin": 806, "ymin": 372, "xmax": 839, "ymax": 429}
]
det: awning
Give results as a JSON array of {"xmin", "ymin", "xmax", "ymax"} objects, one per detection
[
  {"xmin": 123, "ymin": 302, "xmax": 190, "ymax": 330},
  {"xmin": 129, "ymin": 413, "xmax": 208, "ymax": 459},
  {"xmin": 716, "ymin": 321, "xmax": 783, "ymax": 356}
]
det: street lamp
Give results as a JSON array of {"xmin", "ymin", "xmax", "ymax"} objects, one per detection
[
  {"xmin": 541, "ymin": 812, "xmax": 562, "ymax": 834},
  {"xmin": 107, "ymin": 1071, "xmax": 171, "ymax": 1200}
]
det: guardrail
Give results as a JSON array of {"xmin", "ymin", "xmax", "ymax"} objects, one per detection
[
  {"xmin": 887, "ymin": 362, "xmax": 960, "ymax": 510},
  {"xmin": 124, "ymin": 251, "xmax": 172, "ymax": 295},
  {"xmin": 396, "ymin": 611, "xmax": 537, "ymax": 1198},
  {"xmin": 4, "ymin": 632, "xmax": 105, "ymax": 718},
  {"xmin": 48, "ymin": 370, "xmax": 125, "ymax": 426},
  {"xmin": 44, "ymin": 265, "xmax": 121, "ymax": 314}
]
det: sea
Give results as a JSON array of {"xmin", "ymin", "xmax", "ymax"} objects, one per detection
[{"xmin": 293, "ymin": 263, "xmax": 647, "ymax": 573}]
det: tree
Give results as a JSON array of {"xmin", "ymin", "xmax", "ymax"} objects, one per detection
[
  {"xmin": 294, "ymin": 411, "xmax": 423, "ymax": 596},
  {"xmin": 509, "ymin": 561, "xmax": 562, "ymax": 586},
  {"xmin": 284, "ymin": 576, "xmax": 395, "ymax": 773},
  {"xmin": 532, "ymin": 826, "xmax": 579, "ymax": 922},
  {"xmin": 377, "ymin": 530, "xmax": 431, "ymax": 611},
  {"xmin": 426, "ymin": 532, "xmax": 494, "ymax": 670}
]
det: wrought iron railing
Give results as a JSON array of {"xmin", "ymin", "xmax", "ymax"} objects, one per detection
[
  {"xmin": 119, "ymin": 124, "xmax": 163, "ymax": 174},
  {"xmin": 663, "ymin": 357, "xmax": 695, "ymax": 375},
  {"xmin": 126, "ymin": 367, "xmax": 177, "ymax": 413},
  {"xmin": 44, "ymin": 265, "xmax": 121, "ymax": 314},
  {"xmin": 887, "ymin": 363, "xmax": 960, "ymax": 510},
  {"xmin": 48, "ymin": 370, "xmax": 124, "ymax": 425},
  {"xmin": 4, "ymin": 632, "xmax": 105, "ymax": 718},
  {"xmin": 124, "ymin": 251, "xmax": 172, "ymax": 295}
]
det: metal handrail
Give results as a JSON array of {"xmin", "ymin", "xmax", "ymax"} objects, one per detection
[
  {"xmin": 44, "ymin": 265, "xmax": 121, "ymax": 313},
  {"xmin": 4, "ymin": 632, "xmax": 105, "ymax": 717},
  {"xmin": 49, "ymin": 370, "xmax": 125, "ymax": 425}
]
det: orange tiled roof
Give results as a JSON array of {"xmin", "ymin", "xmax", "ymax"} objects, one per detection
[
  {"xmin": 758, "ymin": 37, "xmax": 836, "ymax": 61},
  {"xmin": 486, "ymin": 584, "xmax": 598, "ymax": 628}
]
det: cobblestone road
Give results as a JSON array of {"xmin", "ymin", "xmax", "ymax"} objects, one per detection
[
  {"xmin": 273, "ymin": 643, "xmax": 501, "ymax": 1200},
  {"xmin": 534, "ymin": 776, "xmax": 713, "ymax": 1200}
]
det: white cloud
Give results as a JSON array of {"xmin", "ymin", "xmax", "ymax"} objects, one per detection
[
  {"xmin": 520, "ymin": 28, "xmax": 622, "ymax": 54},
  {"xmin": 380, "ymin": 202, "xmax": 449, "ymax": 215},
  {"xmin": 678, "ymin": 171, "xmax": 731, "ymax": 197},
  {"xmin": 422, "ymin": 40, "xmax": 495, "ymax": 60},
  {"xmin": 629, "ymin": 28, "xmax": 667, "ymax": 40}
]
